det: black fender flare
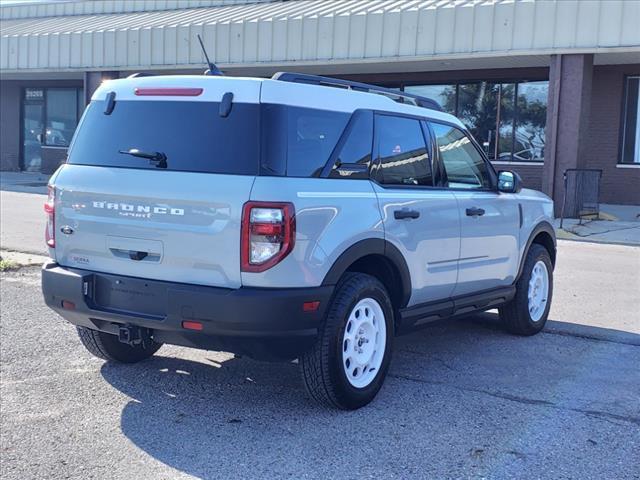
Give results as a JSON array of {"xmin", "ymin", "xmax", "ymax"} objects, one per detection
[
  {"xmin": 516, "ymin": 221, "xmax": 557, "ymax": 281},
  {"xmin": 321, "ymin": 238, "xmax": 412, "ymax": 308}
]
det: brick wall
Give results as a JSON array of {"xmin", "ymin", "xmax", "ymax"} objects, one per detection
[{"xmin": 585, "ymin": 64, "xmax": 640, "ymax": 205}]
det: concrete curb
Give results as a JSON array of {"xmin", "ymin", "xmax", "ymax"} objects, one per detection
[{"xmin": 0, "ymin": 250, "xmax": 49, "ymax": 269}]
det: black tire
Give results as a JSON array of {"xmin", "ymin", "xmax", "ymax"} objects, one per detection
[
  {"xmin": 500, "ymin": 244, "xmax": 553, "ymax": 336},
  {"xmin": 76, "ymin": 326, "xmax": 162, "ymax": 363},
  {"xmin": 301, "ymin": 272, "xmax": 394, "ymax": 410}
]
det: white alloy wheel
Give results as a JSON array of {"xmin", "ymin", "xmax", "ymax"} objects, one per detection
[
  {"xmin": 342, "ymin": 298, "xmax": 387, "ymax": 389},
  {"xmin": 528, "ymin": 260, "xmax": 549, "ymax": 322}
]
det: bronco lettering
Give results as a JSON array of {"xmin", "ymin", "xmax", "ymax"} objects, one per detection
[{"xmin": 92, "ymin": 201, "xmax": 184, "ymax": 216}]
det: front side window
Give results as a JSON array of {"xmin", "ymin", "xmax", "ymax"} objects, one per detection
[
  {"xmin": 621, "ymin": 76, "xmax": 640, "ymax": 164},
  {"xmin": 431, "ymin": 122, "xmax": 492, "ymax": 190},
  {"xmin": 374, "ymin": 115, "xmax": 432, "ymax": 187}
]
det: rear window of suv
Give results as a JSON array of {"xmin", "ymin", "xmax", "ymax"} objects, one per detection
[{"xmin": 68, "ymin": 100, "xmax": 260, "ymax": 175}]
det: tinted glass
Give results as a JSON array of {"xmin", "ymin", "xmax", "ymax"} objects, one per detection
[
  {"xmin": 335, "ymin": 110, "xmax": 373, "ymax": 166},
  {"xmin": 375, "ymin": 115, "xmax": 432, "ymax": 187},
  {"xmin": 515, "ymin": 81, "xmax": 548, "ymax": 161},
  {"xmin": 261, "ymin": 105, "xmax": 349, "ymax": 177},
  {"xmin": 284, "ymin": 107, "xmax": 349, "ymax": 177},
  {"xmin": 497, "ymin": 83, "xmax": 515, "ymax": 160},
  {"xmin": 621, "ymin": 76, "xmax": 640, "ymax": 164},
  {"xmin": 457, "ymin": 82, "xmax": 499, "ymax": 159},
  {"xmin": 404, "ymin": 84, "xmax": 456, "ymax": 114},
  {"xmin": 431, "ymin": 122, "xmax": 491, "ymax": 189},
  {"xmin": 22, "ymin": 102, "xmax": 43, "ymax": 172},
  {"xmin": 46, "ymin": 88, "xmax": 78, "ymax": 147},
  {"xmin": 69, "ymin": 100, "xmax": 260, "ymax": 175}
]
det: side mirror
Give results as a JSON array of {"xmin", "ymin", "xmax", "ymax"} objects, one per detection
[{"xmin": 498, "ymin": 170, "xmax": 523, "ymax": 193}]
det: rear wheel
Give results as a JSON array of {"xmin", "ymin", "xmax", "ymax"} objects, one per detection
[
  {"xmin": 301, "ymin": 273, "xmax": 394, "ymax": 410},
  {"xmin": 500, "ymin": 244, "xmax": 553, "ymax": 336},
  {"xmin": 76, "ymin": 326, "xmax": 161, "ymax": 363}
]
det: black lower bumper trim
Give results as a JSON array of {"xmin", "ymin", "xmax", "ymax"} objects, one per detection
[{"xmin": 41, "ymin": 262, "xmax": 333, "ymax": 360}]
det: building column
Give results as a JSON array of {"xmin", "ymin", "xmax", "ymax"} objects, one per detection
[
  {"xmin": 542, "ymin": 54, "xmax": 594, "ymax": 215},
  {"xmin": 83, "ymin": 71, "xmax": 119, "ymax": 104}
]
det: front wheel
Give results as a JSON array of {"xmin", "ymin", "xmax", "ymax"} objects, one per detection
[
  {"xmin": 301, "ymin": 273, "xmax": 394, "ymax": 410},
  {"xmin": 500, "ymin": 244, "xmax": 553, "ymax": 336}
]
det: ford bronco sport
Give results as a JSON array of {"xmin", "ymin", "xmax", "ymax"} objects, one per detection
[{"xmin": 42, "ymin": 72, "xmax": 556, "ymax": 410}]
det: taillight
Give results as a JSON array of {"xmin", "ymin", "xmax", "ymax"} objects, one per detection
[
  {"xmin": 44, "ymin": 185, "xmax": 55, "ymax": 248},
  {"xmin": 241, "ymin": 202, "xmax": 295, "ymax": 272}
]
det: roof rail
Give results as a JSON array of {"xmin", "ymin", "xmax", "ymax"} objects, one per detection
[
  {"xmin": 272, "ymin": 72, "xmax": 442, "ymax": 111},
  {"xmin": 127, "ymin": 72, "xmax": 156, "ymax": 78}
]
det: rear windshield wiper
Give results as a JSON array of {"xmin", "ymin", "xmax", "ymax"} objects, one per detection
[{"xmin": 119, "ymin": 148, "xmax": 167, "ymax": 168}]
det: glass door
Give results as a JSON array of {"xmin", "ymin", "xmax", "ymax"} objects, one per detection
[{"xmin": 22, "ymin": 88, "xmax": 45, "ymax": 172}]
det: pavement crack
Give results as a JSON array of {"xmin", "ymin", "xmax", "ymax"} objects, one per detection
[
  {"xmin": 388, "ymin": 373, "xmax": 640, "ymax": 426},
  {"xmin": 397, "ymin": 349, "xmax": 457, "ymax": 371},
  {"xmin": 542, "ymin": 329, "xmax": 640, "ymax": 347}
]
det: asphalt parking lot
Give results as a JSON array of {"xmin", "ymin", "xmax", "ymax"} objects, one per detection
[{"xmin": 1, "ymin": 241, "xmax": 639, "ymax": 479}]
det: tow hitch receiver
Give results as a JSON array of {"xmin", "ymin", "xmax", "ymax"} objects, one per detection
[{"xmin": 117, "ymin": 325, "xmax": 152, "ymax": 346}]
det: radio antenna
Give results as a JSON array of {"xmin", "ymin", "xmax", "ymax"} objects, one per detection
[{"xmin": 197, "ymin": 34, "xmax": 223, "ymax": 76}]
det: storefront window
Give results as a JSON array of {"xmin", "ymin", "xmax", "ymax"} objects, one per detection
[
  {"xmin": 21, "ymin": 86, "xmax": 83, "ymax": 171},
  {"xmin": 404, "ymin": 84, "xmax": 456, "ymax": 114},
  {"xmin": 515, "ymin": 81, "xmax": 548, "ymax": 161},
  {"xmin": 457, "ymin": 82, "xmax": 499, "ymax": 159},
  {"xmin": 46, "ymin": 89, "xmax": 78, "ymax": 146},
  {"xmin": 621, "ymin": 76, "xmax": 640, "ymax": 164},
  {"xmin": 402, "ymin": 80, "xmax": 548, "ymax": 162},
  {"xmin": 497, "ymin": 83, "xmax": 515, "ymax": 161},
  {"xmin": 22, "ymin": 89, "xmax": 44, "ymax": 172}
]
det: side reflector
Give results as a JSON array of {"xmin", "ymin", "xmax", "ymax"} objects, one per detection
[
  {"xmin": 182, "ymin": 321, "xmax": 203, "ymax": 331},
  {"xmin": 134, "ymin": 87, "xmax": 203, "ymax": 97},
  {"xmin": 303, "ymin": 301, "xmax": 320, "ymax": 312},
  {"xmin": 62, "ymin": 300, "xmax": 76, "ymax": 310}
]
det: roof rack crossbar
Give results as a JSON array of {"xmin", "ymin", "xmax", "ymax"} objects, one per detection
[{"xmin": 271, "ymin": 72, "xmax": 442, "ymax": 112}]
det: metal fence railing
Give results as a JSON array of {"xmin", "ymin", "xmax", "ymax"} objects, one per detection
[{"xmin": 560, "ymin": 168, "xmax": 603, "ymax": 228}]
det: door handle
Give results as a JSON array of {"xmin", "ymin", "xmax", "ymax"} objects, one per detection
[
  {"xmin": 466, "ymin": 207, "xmax": 485, "ymax": 217},
  {"xmin": 394, "ymin": 209, "xmax": 420, "ymax": 220}
]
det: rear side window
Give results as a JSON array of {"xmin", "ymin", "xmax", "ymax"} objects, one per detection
[
  {"xmin": 262, "ymin": 105, "xmax": 350, "ymax": 177},
  {"xmin": 334, "ymin": 110, "xmax": 373, "ymax": 166},
  {"xmin": 374, "ymin": 114, "xmax": 432, "ymax": 187},
  {"xmin": 431, "ymin": 122, "xmax": 491, "ymax": 189},
  {"xmin": 68, "ymin": 100, "xmax": 260, "ymax": 175}
]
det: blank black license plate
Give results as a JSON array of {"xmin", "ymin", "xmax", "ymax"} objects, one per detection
[{"xmin": 93, "ymin": 274, "xmax": 167, "ymax": 317}]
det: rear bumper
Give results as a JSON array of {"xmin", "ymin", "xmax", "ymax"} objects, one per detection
[{"xmin": 41, "ymin": 262, "xmax": 333, "ymax": 360}]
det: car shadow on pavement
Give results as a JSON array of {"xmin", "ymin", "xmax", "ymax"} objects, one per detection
[{"xmin": 100, "ymin": 313, "xmax": 640, "ymax": 479}]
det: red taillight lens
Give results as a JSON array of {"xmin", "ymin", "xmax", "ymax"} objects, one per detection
[
  {"xmin": 44, "ymin": 185, "xmax": 55, "ymax": 248},
  {"xmin": 241, "ymin": 202, "xmax": 295, "ymax": 273}
]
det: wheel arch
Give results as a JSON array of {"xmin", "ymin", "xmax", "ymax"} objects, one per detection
[
  {"xmin": 321, "ymin": 239, "xmax": 412, "ymax": 310},
  {"xmin": 517, "ymin": 221, "xmax": 557, "ymax": 281}
]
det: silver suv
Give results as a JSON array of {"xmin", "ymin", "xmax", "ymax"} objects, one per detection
[{"xmin": 42, "ymin": 72, "xmax": 556, "ymax": 410}]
